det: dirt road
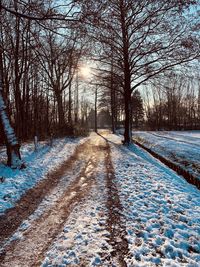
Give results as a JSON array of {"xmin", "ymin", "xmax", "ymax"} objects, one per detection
[{"xmin": 0, "ymin": 133, "xmax": 128, "ymax": 267}]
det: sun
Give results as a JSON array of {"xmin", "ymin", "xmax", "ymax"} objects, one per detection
[{"xmin": 79, "ymin": 65, "xmax": 92, "ymax": 79}]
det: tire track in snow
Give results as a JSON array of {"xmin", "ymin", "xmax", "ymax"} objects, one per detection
[
  {"xmin": 105, "ymin": 142, "xmax": 129, "ymax": 267},
  {"xmin": 0, "ymin": 140, "xmax": 102, "ymax": 267}
]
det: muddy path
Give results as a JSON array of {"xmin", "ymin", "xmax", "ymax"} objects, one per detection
[
  {"xmin": 0, "ymin": 134, "xmax": 129, "ymax": 267},
  {"xmin": 105, "ymin": 143, "xmax": 129, "ymax": 267},
  {"xmin": 0, "ymin": 137, "xmax": 100, "ymax": 266},
  {"xmin": 0, "ymin": 140, "xmax": 90, "ymax": 245}
]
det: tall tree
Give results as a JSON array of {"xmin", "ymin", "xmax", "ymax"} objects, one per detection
[
  {"xmin": 79, "ymin": 0, "xmax": 200, "ymax": 144},
  {"xmin": 0, "ymin": 0, "xmax": 86, "ymax": 165}
]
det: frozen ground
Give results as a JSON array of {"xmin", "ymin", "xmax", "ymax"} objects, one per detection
[
  {"xmin": 0, "ymin": 133, "xmax": 200, "ymax": 266},
  {"xmin": 132, "ymin": 131, "xmax": 200, "ymax": 179},
  {"xmin": 41, "ymin": 134, "xmax": 200, "ymax": 266},
  {"xmin": 0, "ymin": 137, "xmax": 87, "ymax": 215},
  {"xmin": 0, "ymin": 134, "xmax": 117, "ymax": 266},
  {"xmin": 41, "ymin": 155, "xmax": 113, "ymax": 267},
  {"xmin": 106, "ymin": 133, "xmax": 200, "ymax": 266},
  {"xmin": 145, "ymin": 131, "xmax": 200, "ymax": 146}
]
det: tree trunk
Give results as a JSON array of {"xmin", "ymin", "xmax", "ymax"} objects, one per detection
[
  {"xmin": 122, "ymin": 56, "xmax": 132, "ymax": 144},
  {"xmin": 111, "ymin": 88, "xmax": 116, "ymax": 133},
  {"xmin": 120, "ymin": 0, "xmax": 132, "ymax": 145},
  {"xmin": 123, "ymin": 89, "xmax": 132, "ymax": 145},
  {"xmin": 55, "ymin": 90, "xmax": 65, "ymax": 133},
  {"xmin": 0, "ymin": 67, "xmax": 24, "ymax": 168},
  {"xmin": 94, "ymin": 86, "xmax": 97, "ymax": 132},
  {"xmin": 68, "ymin": 79, "xmax": 72, "ymax": 124},
  {"xmin": 14, "ymin": 13, "xmax": 23, "ymax": 140},
  {"xmin": 74, "ymin": 72, "xmax": 79, "ymax": 124},
  {"xmin": 110, "ymin": 51, "xmax": 116, "ymax": 134}
]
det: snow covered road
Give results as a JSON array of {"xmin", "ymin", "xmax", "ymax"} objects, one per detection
[
  {"xmin": 0, "ymin": 132, "xmax": 199, "ymax": 266},
  {"xmin": 0, "ymin": 137, "xmax": 88, "ymax": 214},
  {"xmin": 0, "ymin": 134, "xmax": 126, "ymax": 266}
]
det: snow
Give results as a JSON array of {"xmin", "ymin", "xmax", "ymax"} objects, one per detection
[
  {"xmin": 42, "ymin": 185, "xmax": 112, "ymax": 267},
  {"xmin": 145, "ymin": 131, "xmax": 200, "ymax": 146},
  {"xmin": 2, "ymin": 136, "xmax": 113, "ymax": 266},
  {"xmin": 0, "ymin": 145, "xmax": 91, "ymax": 254},
  {"xmin": 41, "ymin": 137, "xmax": 114, "ymax": 267},
  {"xmin": 41, "ymin": 133, "xmax": 200, "ymax": 266},
  {"xmin": 168, "ymin": 131, "xmax": 200, "ymax": 140},
  {"xmin": 1, "ymin": 132, "xmax": 200, "ymax": 266},
  {"xmin": 0, "ymin": 137, "xmax": 87, "ymax": 215},
  {"xmin": 106, "ymin": 133, "xmax": 200, "ymax": 266},
  {"xmin": 0, "ymin": 93, "xmax": 18, "ymax": 145},
  {"xmin": 132, "ymin": 131, "xmax": 200, "ymax": 179}
]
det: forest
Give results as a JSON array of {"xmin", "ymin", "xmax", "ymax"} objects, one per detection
[
  {"xmin": 0, "ymin": 1, "xmax": 200, "ymax": 266},
  {"xmin": 0, "ymin": 0, "xmax": 199, "ymax": 168}
]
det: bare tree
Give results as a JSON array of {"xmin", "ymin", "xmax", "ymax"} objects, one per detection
[
  {"xmin": 0, "ymin": 0, "xmax": 86, "ymax": 166},
  {"xmin": 80, "ymin": 0, "xmax": 200, "ymax": 144}
]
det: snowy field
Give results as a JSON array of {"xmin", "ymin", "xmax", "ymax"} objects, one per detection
[
  {"xmin": 132, "ymin": 131, "xmax": 200, "ymax": 179},
  {"xmin": 107, "ymin": 134, "xmax": 200, "ymax": 266},
  {"xmin": 0, "ymin": 137, "xmax": 87, "ymax": 215}
]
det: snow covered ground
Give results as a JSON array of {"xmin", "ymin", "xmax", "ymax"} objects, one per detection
[
  {"xmin": 1, "ymin": 132, "xmax": 200, "ymax": 266},
  {"xmin": 1, "ymin": 134, "xmax": 115, "ymax": 267},
  {"xmin": 0, "ymin": 137, "xmax": 87, "ymax": 215},
  {"xmin": 41, "ymin": 133, "xmax": 200, "ymax": 266},
  {"xmin": 106, "ymin": 134, "xmax": 200, "ymax": 266},
  {"xmin": 132, "ymin": 131, "xmax": 200, "ymax": 179},
  {"xmin": 41, "ymin": 154, "xmax": 113, "ymax": 267},
  {"xmin": 144, "ymin": 131, "xmax": 200, "ymax": 146}
]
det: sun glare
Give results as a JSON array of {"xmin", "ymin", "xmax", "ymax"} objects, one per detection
[{"xmin": 79, "ymin": 65, "xmax": 91, "ymax": 79}]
